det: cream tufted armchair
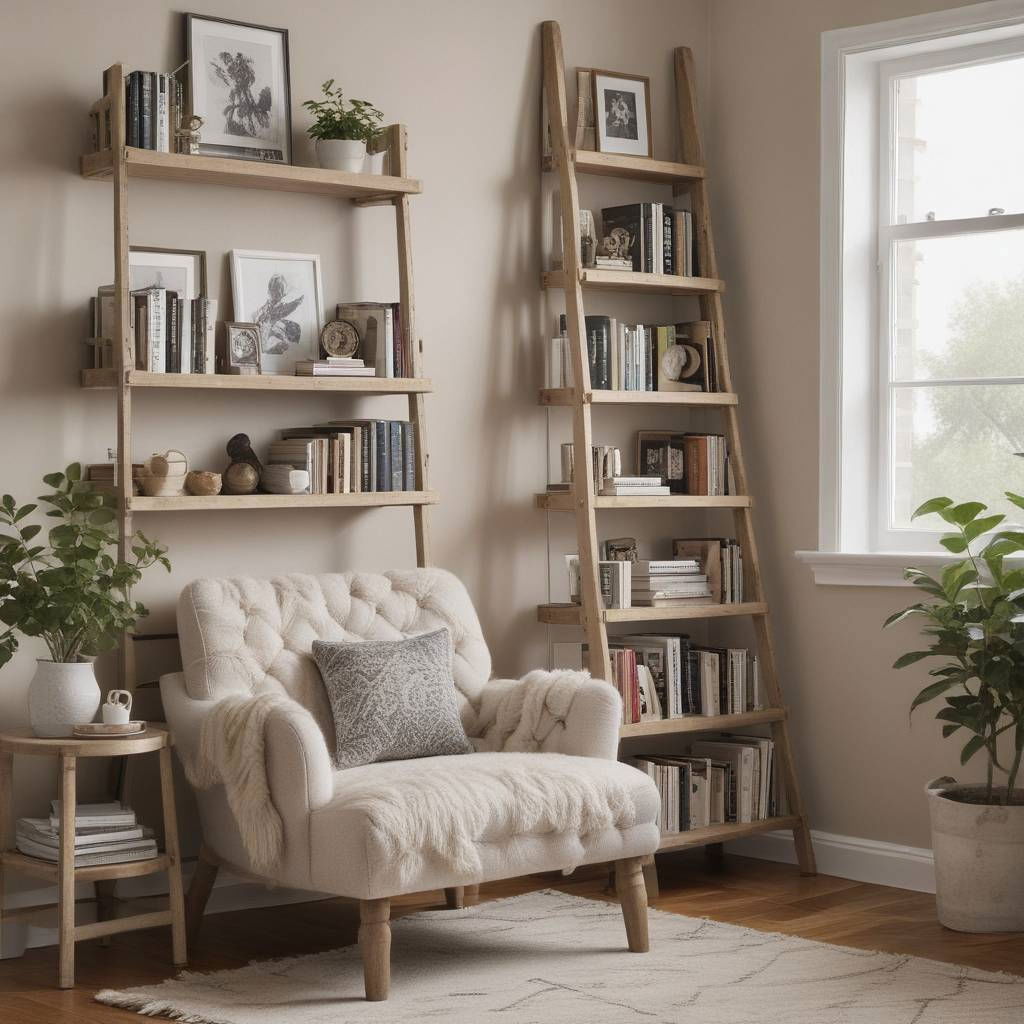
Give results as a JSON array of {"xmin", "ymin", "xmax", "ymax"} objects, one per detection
[{"xmin": 161, "ymin": 569, "xmax": 660, "ymax": 1000}]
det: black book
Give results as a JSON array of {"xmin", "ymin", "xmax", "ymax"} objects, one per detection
[
  {"xmin": 643, "ymin": 204, "xmax": 654, "ymax": 273},
  {"xmin": 584, "ymin": 315, "xmax": 611, "ymax": 389},
  {"xmin": 127, "ymin": 72, "xmax": 140, "ymax": 147},
  {"xmin": 164, "ymin": 291, "xmax": 179, "ymax": 372},
  {"xmin": 663, "ymin": 207, "xmax": 674, "ymax": 275},
  {"xmin": 389, "ymin": 422, "xmax": 403, "ymax": 491},
  {"xmin": 401, "ymin": 422, "xmax": 416, "ymax": 490},
  {"xmin": 600, "ymin": 204, "xmax": 644, "ymax": 272},
  {"xmin": 374, "ymin": 421, "xmax": 389, "ymax": 492},
  {"xmin": 139, "ymin": 72, "xmax": 153, "ymax": 149}
]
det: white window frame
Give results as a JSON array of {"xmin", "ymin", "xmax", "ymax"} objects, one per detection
[{"xmin": 798, "ymin": 0, "xmax": 1024, "ymax": 586}]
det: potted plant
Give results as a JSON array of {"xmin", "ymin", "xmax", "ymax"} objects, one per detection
[
  {"xmin": 303, "ymin": 80, "xmax": 383, "ymax": 173},
  {"xmin": 0, "ymin": 465, "xmax": 169, "ymax": 737},
  {"xmin": 886, "ymin": 494, "xmax": 1024, "ymax": 931}
]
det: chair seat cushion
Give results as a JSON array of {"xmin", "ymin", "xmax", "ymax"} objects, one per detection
[{"xmin": 308, "ymin": 751, "xmax": 660, "ymax": 899}]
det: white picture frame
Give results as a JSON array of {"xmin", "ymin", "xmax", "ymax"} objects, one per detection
[
  {"xmin": 592, "ymin": 70, "xmax": 652, "ymax": 158},
  {"xmin": 229, "ymin": 249, "xmax": 323, "ymax": 375},
  {"xmin": 186, "ymin": 13, "xmax": 292, "ymax": 163}
]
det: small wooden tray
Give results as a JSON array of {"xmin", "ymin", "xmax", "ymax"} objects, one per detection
[{"xmin": 72, "ymin": 721, "xmax": 146, "ymax": 738}]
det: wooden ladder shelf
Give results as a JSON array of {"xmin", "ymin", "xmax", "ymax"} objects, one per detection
[{"xmin": 540, "ymin": 22, "xmax": 815, "ymax": 880}]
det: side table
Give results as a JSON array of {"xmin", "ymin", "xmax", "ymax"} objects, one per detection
[{"xmin": 0, "ymin": 726, "xmax": 186, "ymax": 987}]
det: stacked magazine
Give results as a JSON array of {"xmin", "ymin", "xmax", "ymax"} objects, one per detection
[{"xmin": 17, "ymin": 802, "xmax": 157, "ymax": 867}]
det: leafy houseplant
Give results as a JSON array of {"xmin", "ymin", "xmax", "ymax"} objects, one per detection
[
  {"xmin": 0, "ymin": 465, "xmax": 169, "ymax": 736},
  {"xmin": 303, "ymin": 80, "xmax": 384, "ymax": 174},
  {"xmin": 886, "ymin": 493, "xmax": 1024, "ymax": 931}
]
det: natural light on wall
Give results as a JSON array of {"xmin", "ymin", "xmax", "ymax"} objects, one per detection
[{"xmin": 799, "ymin": 0, "xmax": 1024, "ymax": 586}]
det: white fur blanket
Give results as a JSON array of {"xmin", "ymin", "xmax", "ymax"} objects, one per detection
[{"xmin": 186, "ymin": 669, "xmax": 608, "ymax": 874}]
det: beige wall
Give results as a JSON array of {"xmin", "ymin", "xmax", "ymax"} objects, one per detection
[
  {"xmin": 706, "ymin": 0, "xmax": 990, "ymax": 850},
  {"xmin": 0, "ymin": 0, "xmax": 708, "ymax": 890}
]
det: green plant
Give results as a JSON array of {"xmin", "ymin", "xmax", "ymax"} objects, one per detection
[
  {"xmin": 0, "ymin": 465, "xmax": 169, "ymax": 666},
  {"xmin": 886, "ymin": 494, "xmax": 1024, "ymax": 805},
  {"xmin": 302, "ymin": 80, "xmax": 383, "ymax": 143}
]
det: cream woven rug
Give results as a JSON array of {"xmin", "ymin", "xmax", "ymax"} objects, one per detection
[{"xmin": 96, "ymin": 889, "xmax": 1023, "ymax": 1023}]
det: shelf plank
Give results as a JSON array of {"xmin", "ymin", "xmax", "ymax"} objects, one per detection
[
  {"xmin": 657, "ymin": 816, "xmax": 801, "ymax": 853},
  {"xmin": 0, "ymin": 851, "xmax": 170, "ymax": 883},
  {"xmin": 81, "ymin": 147, "xmax": 421, "ymax": 201},
  {"xmin": 127, "ymin": 491, "xmax": 439, "ymax": 512},
  {"xmin": 539, "ymin": 388, "xmax": 738, "ymax": 407},
  {"xmin": 620, "ymin": 707, "xmax": 785, "ymax": 739},
  {"xmin": 537, "ymin": 601, "xmax": 768, "ymax": 625},
  {"xmin": 536, "ymin": 492, "xmax": 751, "ymax": 511},
  {"xmin": 542, "ymin": 268, "xmax": 725, "ymax": 296},
  {"xmin": 571, "ymin": 150, "xmax": 705, "ymax": 185},
  {"xmin": 81, "ymin": 369, "xmax": 433, "ymax": 394}
]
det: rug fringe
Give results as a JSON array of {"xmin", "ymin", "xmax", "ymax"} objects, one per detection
[{"xmin": 95, "ymin": 988, "xmax": 231, "ymax": 1024}]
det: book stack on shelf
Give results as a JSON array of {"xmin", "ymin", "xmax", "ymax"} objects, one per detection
[
  {"xmin": 601, "ymin": 203, "xmax": 697, "ymax": 276},
  {"xmin": 100, "ymin": 70, "xmax": 183, "ymax": 153},
  {"xmin": 271, "ymin": 420, "xmax": 417, "ymax": 494},
  {"xmin": 674, "ymin": 537, "xmax": 744, "ymax": 604},
  {"xmin": 637, "ymin": 431, "xmax": 732, "ymax": 496},
  {"xmin": 631, "ymin": 559, "xmax": 712, "ymax": 607},
  {"xmin": 632, "ymin": 734, "xmax": 779, "ymax": 834},
  {"xmin": 17, "ymin": 802, "xmax": 157, "ymax": 867},
  {"xmin": 552, "ymin": 442, "xmax": 621, "ymax": 494},
  {"xmin": 337, "ymin": 302, "xmax": 410, "ymax": 379},
  {"xmin": 546, "ymin": 315, "xmax": 717, "ymax": 393},
  {"xmin": 295, "ymin": 357, "xmax": 373, "ymax": 377},
  {"xmin": 114, "ymin": 286, "xmax": 216, "ymax": 375}
]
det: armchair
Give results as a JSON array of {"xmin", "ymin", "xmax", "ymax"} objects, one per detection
[{"xmin": 161, "ymin": 570, "xmax": 660, "ymax": 1000}]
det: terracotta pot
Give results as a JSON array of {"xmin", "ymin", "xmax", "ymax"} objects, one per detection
[
  {"xmin": 927, "ymin": 777, "xmax": 1024, "ymax": 932},
  {"xmin": 28, "ymin": 660, "xmax": 101, "ymax": 737}
]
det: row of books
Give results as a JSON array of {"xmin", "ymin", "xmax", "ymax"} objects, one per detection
[
  {"xmin": 546, "ymin": 317, "xmax": 718, "ymax": 393},
  {"xmin": 16, "ymin": 802, "xmax": 158, "ymax": 867},
  {"xmin": 337, "ymin": 302, "xmax": 410, "ymax": 379},
  {"xmin": 565, "ymin": 557, "xmax": 712, "ymax": 609},
  {"xmin": 601, "ymin": 203, "xmax": 698, "ymax": 276},
  {"xmin": 555, "ymin": 443, "xmax": 621, "ymax": 495},
  {"xmin": 674, "ymin": 538, "xmax": 745, "ymax": 604},
  {"xmin": 637, "ymin": 432, "xmax": 733, "ymax": 497},
  {"xmin": 555, "ymin": 637, "xmax": 762, "ymax": 724},
  {"xmin": 123, "ymin": 70, "xmax": 183, "ymax": 152},
  {"xmin": 131, "ymin": 288, "xmax": 217, "ymax": 374},
  {"xmin": 273, "ymin": 421, "xmax": 417, "ymax": 493},
  {"xmin": 632, "ymin": 736, "xmax": 779, "ymax": 831}
]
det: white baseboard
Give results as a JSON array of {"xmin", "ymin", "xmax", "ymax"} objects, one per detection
[{"xmin": 726, "ymin": 828, "xmax": 936, "ymax": 893}]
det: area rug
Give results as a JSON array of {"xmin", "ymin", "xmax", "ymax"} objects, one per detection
[{"xmin": 96, "ymin": 889, "xmax": 1023, "ymax": 1024}]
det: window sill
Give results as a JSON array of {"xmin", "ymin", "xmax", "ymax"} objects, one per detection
[{"xmin": 794, "ymin": 550, "xmax": 957, "ymax": 587}]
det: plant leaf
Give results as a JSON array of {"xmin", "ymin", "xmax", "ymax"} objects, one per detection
[
  {"xmin": 912, "ymin": 497, "xmax": 953, "ymax": 520},
  {"xmin": 960, "ymin": 734, "xmax": 987, "ymax": 765},
  {"xmin": 894, "ymin": 651, "xmax": 931, "ymax": 669}
]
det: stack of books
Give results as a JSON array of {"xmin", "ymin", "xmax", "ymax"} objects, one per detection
[
  {"xmin": 553, "ymin": 443, "xmax": 622, "ymax": 495},
  {"xmin": 565, "ymin": 556, "xmax": 631, "ymax": 609},
  {"xmin": 637, "ymin": 431, "xmax": 732, "ymax": 496},
  {"xmin": 630, "ymin": 558, "xmax": 711, "ymax": 606},
  {"xmin": 294, "ymin": 357, "xmax": 373, "ymax": 377},
  {"xmin": 17, "ymin": 802, "xmax": 157, "ymax": 867},
  {"xmin": 600, "ymin": 203, "xmax": 697, "ymax": 276},
  {"xmin": 674, "ymin": 538, "xmax": 744, "ymax": 604},
  {"xmin": 600, "ymin": 476, "xmax": 669, "ymax": 497}
]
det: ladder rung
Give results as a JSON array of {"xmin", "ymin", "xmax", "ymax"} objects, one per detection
[
  {"xmin": 537, "ymin": 602, "xmax": 768, "ymax": 625},
  {"xmin": 539, "ymin": 388, "xmax": 739, "ymax": 408},
  {"xmin": 620, "ymin": 707, "xmax": 785, "ymax": 739},
  {"xmin": 542, "ymin": 269, "xmax": 724, "ymax": 296},
  {"xmin": 536, "ymin": 492, "xmax": 750, "ymax": 511}
]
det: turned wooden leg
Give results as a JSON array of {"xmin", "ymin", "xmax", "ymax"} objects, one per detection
[
  {"xmin": 463, "ymin": 884, "xmax": 480, "ymax": 907},
  {"xmin": 359, "ymin": 899, "xmax": 391, "ymax": 1001},
  {"xmin": 615, "ymin": 857, "xmax": 650, "ymax": 953},
  {"xmin": 444, "ymin": 886, "xmax": 464, "ymax": 909},
  {"xmin": 185, "ymin": 844, "xmax": 219, "ymax": 950},
  {"xmin": 642, "ymin": 857, "xmax": 660, "ymax": 900}
]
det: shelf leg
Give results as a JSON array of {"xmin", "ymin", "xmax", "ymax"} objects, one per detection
[
  {"xmin": 159, "ymin": 747, "xmax": 187, "ymax": 964},
  {"xmin": 58, "ymin": 754, "xmax": 77, "ymax": 989},
  {"xmin": 0, "ymin": 751, "xmax": 11, "ymax": 960}
]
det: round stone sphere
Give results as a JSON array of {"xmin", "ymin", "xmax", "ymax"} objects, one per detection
[{"xmin": 223, "ymin": 462, "xmax": 259, "ymax": 495}]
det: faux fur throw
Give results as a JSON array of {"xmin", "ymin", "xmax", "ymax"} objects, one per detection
[
  {"xmin": 472, "ymin": 668, "xmax": 587, "ymax": 752},
  {"xmin": 183, "ymin": 691, "xmax": 298, "ymax": 873}
]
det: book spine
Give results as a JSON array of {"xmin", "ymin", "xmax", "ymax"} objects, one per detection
[
  {"xmin": 165, "ymin": 294, "xmax": 179, "ymax": 372},
  {"xmin": 148, "ymin": 290, "xmax": 165, "ymax": 373},
  {"xmin": 374, "ymin": 421, "xmax": 388, "ymax": 491},
  {"xmin": 140, "ymin": 72, "xmax": 153, "ymax": 150},
  {"xmin": 384, "ymin": 307, "xmax": 395, "ymax": 378},
  {"xmin": 360, "ymin": 427, "xmax": 371, "ymax": 492},
  {"xmin": 204, "ymin": 299, "xmax": 217, "ymax": 373},
  {"xmin": 389, "ymin": 421, "xmax": 403, "ymax": 490},
  {"xmin": 663, "ymin": 208, "xmax": 673, "ymax": 275},
  {"xmin": 127, "ymin": 72, "xmax": 140, "ymax": 148},
  {"xmin": 643, "ymin": 204, "xmax": 653, "ymax": 273},
  {"xmin": 156, "ymin": 74, "xmax": 169, "ymax": 152},
  {"xmin": 401, "ymin": 422, "xmax": 416, "ymax": 490}
]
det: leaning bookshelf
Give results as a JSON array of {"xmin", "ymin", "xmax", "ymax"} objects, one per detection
[
  {"xmin": 538, "ymin": 23, "xmax": 815, "ymax": 887},
  {"xmin": 82, "ymin": 64, "xmax": 434, "ymax": 691}
]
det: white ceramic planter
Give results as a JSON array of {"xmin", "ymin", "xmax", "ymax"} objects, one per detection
[
  {"xmin": 927, "ymin": 776, "xmax": 1024, "ymax": 932},
  {"xmin": 28, "ymin": 660, "xmax": 101, "ymax": 738},
  {"xmin": 364, "ymin": 149, "xmax": 385, "ymax": 175},
  {"xmin": 316, "ymin": 138, "xmax": 367, "ymax": 173}
]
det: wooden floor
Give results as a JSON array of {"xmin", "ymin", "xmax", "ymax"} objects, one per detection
[{"xmin": 1, "ymin": 850, "xmax": 1022, "ymax": 1021}]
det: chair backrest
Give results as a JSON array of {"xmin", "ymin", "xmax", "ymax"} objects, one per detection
[{"xmin": 177, "ymin": 569, "xmax": 492, "ymax": 739}]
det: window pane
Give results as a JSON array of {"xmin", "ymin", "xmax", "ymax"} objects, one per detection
[
  {"xmin": 895, "ymin": 56, "xmax": 1024, "ymax": 223},
  {"xmin": 890, "ymin": 383, "xmax": 1024, "ymax": 530},
  {"xmin": 891, "ymin": 230, "xmax": 1024, "ymax": 381}
]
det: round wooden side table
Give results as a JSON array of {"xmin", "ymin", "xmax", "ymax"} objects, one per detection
[{"xmin": 0, "ymin": 726, "xmax": 186, "ymax": 988}]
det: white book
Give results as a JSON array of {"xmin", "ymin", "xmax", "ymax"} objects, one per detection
[
  {"xmin": 17, "ymin": 837, "xmax": 158, "ymax": 867},
  {"xmin": 601, "ymin": 485, "xmax": 671, "ymax": 496},
  {"xmin": 49, "ymin": 801, "xmax": 136, "ymax": 829},
  {"xmin": 156, "ymin": 74, "xmax": 169, "ymax": 152},
  {"xmin": 203, "ymin": 298, "xmax": 217, "ymax": 374},
  {"xmin": 17, "ymin": 819, "xmax": 145, "ymax": 848},
  {"xmin": 146, "ymin": 288, "xmax": 166, "ymax": 373},
  {"xmin": 691, "ymin": 740, "xmax": 757, "ymax": 823}
]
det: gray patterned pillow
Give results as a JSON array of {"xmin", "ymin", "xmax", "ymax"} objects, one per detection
[{"xmin": 312, "ymin": 629, "xmax": 473, "ymax": 769}]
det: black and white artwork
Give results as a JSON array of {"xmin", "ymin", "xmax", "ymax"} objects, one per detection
[
  {"xmin": 593, "ymin": 72, "xmax": 651, "ymax": 158},
  {"xmin": 229, "ymin": 250, "xmax": 323, "ymax": 375},
  {"xmin": 186, "ymin": 14, "xmax": 291, "ymax": 163},
  {"xmin": 129, "ymin": 247, "xmax": 206, "ymax": 370},
  {"xmin": 226, "ymin": 322, "xmax": 262, "ymax": 372}
]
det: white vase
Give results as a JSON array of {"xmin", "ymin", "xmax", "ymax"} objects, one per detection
[
  {"xmin": 316, "ymin": 139, "xmax": 367, "ymax": 173},
  {"xmin": 364, "ymin": 149, "xmax": 386, "ymax": 175},
  {"xmin": 927, "ymin": 777, "xmax": 1024, "ymax": 932},
  {"xmin": 28, "ymin": 660, "xmax": 101, "ymax": 738}
]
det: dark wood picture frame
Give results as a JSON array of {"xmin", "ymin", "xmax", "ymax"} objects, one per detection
[
  {"xmin": 591, "ymin": 69, "xmax": 653, "ymax": 158},
  {"xmin": 225, "ymin": 321, "xmax": 262, "ymax": 374}
]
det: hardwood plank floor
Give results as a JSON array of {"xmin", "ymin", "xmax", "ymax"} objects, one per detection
[{"xmin": 1, "ymin": 850, "xmax": 1021, "ymax": 1021}]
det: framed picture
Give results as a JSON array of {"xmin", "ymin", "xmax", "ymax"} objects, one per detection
[
  {"xmin": 225, "ymin": 322, "xmax": 262, "ymax": 373},
  {"xmin": 129, "ymin": 247, "xmax": 206, "ymax": 365},
  {"xmin": 229, "ymin": 250, "xmax": 323, "ymax": 375},
  {"xmin": 592, "ymin": 70, "xmax": 652, "ymax": 158},
  {"xmin": 185, "ymin": 14, "xmax": 292, "ymax": 163}
]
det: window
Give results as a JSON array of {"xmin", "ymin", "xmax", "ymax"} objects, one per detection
[{"xmin": 805, "ymin": 3, "xmax": 1024, "ymax": 584}]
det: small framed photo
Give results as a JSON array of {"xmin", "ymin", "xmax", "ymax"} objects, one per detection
[
  {"xmin": 129, "ymin": 247, "xmax": 207, "ymax": 364},
  {"xmin": 592, "ymin": 70, "xmax": 652, "ymax": 158},
  {"xmin": 185, "ymin": 13, "xmax": 292, "ymax": 163},
  {"xmin": 225, "ymin": 322, "xmax": 262, "ymax": 373},
  {"xmin": 229, "ymin": 250, "xmax": 324, "ymax": 375}
]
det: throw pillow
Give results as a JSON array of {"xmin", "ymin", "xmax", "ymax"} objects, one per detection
[{"xmin": 312, "ymin": 628, "xmax": 473, "ymax": 769}]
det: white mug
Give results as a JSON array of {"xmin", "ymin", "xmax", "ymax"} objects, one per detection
[{"xmin": 102, "ymin": 689, "xmax": 132, "ymax": 725}]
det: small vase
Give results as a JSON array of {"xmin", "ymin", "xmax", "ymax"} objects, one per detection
[
  {"xmin": 316, "ymin": 139, "xmax": 367, "ymax": 173},
  {"xmin": 364, "ymin": 149, "xmax": 386, "ymax": 175},
  {"xmin": 28, "ymin": 660, "xmax": 102, "ymax": 738}
]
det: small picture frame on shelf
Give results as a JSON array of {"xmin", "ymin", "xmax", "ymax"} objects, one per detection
[
  {"xmin": 185, "ymin": 13, "xmax": 292, "ymax": 164},
  {"xmin": 592, "ymin": 70, "xmax": 652, "ymax": 158},
  {"xmin": 225, "ymin": 321, "xmax": 262, "ymax": 374}
]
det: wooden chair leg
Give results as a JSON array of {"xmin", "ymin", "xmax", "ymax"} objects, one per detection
[
  {"xmin": 463, "ymin": 884, "xmax": 480, "ymax": 907},
  {"xmin": 642, "ymin": 857, "xmax": 660, "ymax": 900},
  {"xmin": 444, "ymin": 886, "xmax": 464, "ymax": 909},
  {"xmin": 359, "ymin": 898, "xmax": 391, "ymax": 1001},
  {"xmin": 185, "ymin": 844, "xmax": 219, "ymax": 950},
  {"xmin": 615, "ymin": 857, "xmax": 650, "ymax": 953}
]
